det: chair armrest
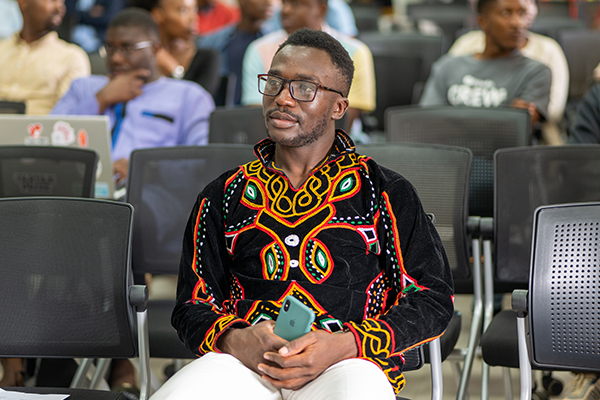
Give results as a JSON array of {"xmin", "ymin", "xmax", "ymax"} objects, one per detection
[
  {"xmin": 130, "ymin": 285, "xmax": 149, "ymax": 312},
  {"xmin": 511, "ymin": 289, "xmax": 528, "ymax": 318},
  {"xmin": 467, "ymin": 216, "xmax": 481, "ymax": 237},
  {"xmin": 479, "ymin": 217, "xmax": 493, "ymax": 240}
]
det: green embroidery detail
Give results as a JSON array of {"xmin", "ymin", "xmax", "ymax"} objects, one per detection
[{"xmin": 340, "ymin": 176, "xmax": 353, "ymax": 192}]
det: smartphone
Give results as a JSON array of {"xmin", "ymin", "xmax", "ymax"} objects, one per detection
[{"xmin": 273, "ymin": 295, "xmax": 316, "ymax": 341}]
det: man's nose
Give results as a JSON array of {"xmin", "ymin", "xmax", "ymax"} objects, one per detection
[{"xmin": 275, "ymin": 83, "xmax": 296, "ymax": 106}]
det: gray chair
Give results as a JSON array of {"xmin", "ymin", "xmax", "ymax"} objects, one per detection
[
  {"xmin": 557, "ymin": 29, "xmax": 600, "ymax": 101},
  {"xmin": 0, "ymin": 145, "xmax": 98, "ymax": 198},
  {"xmin": 513, "ymin": 202, "xmax": 600, "ymax": 400},
  {"xmin": 405, "ymin": 4, "xmax": 471, "ymax": 53},
  {"xmin": 480, "ymin": 145, "xmax": 600, "ymax": 399},
  {"xmin": 209, "ymin": 106, "xmax": 268, "ymax": 144},
  {"xmin": 0, "ymin": 197, "xmax": 151, "ymax": 400},
  {"xmin": 126, "ymin": 145, "xmax": 256, "ymax": 364},
  {"xmin": 357, "ymin": 143, "xmax": 473, "ymax": 400}
]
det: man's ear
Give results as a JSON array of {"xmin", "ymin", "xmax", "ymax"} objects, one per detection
[
  {"xmin": 331, "ymin": 97, "xmax": 350, "ymax": 121},
  {"xmin": 17, "ymin": 0, "xmax": 27, "ymax": 14},
  {"xmin": 477, "ymin": 13, "xmax": 488, "ymax": 32},
  {"xmin": 151, "ymin": 8, "xmax": 165, "ymax": 26}
]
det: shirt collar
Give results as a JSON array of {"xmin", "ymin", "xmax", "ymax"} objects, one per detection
[
  {"xmin": 253, "ymin": 129, "xmax": 356, "ymax": 173},
  {"xmin": 13, "ymin": 31, "xmax": 58, "ymax": 48}
]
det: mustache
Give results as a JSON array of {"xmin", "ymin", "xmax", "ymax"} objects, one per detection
[{"xmin": 266, "ymin": 107, "xmax": 302, "ymax": 122}]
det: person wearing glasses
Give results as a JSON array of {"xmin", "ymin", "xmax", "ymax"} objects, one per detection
[
  {"xmin": 149, "ymin": 28, "xmax": 453, "ymax": 400},
  {"xmin": 0, "ymin": 0, "xmax": 90, "ymax": 115},
  {"xmin": 51, "ymin": 7, "xmax": 215, "ymax": 184}
]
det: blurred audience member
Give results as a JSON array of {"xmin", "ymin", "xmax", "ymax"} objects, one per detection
[
  {"xmin": 241, "ymin": 0, "xmax": 375, "ymax": 130},
  {"xmin": 267, "ymin": 0, "xmax": 358, "ymax": 37},
  {"xmin": 0, "ymin": 0, "xmax": 23, "ymax": 38},
  {"xmin": 0, "ymin": 0, "xmax": 90, "ymax": 114},
  {"xmin": 51, "ymin": 8, "xmax": 214, "ymax": 183},
  {"xmin": 199, "ymin": 0, "xmax": 275, "ymax": 104},
  {"xmin": 449, "ymin": 0, "xmax": 568, "ymax": 144},
  {"xmin": 196, "ymin": 0, "xmax": 240, "ymax": 35},
  {"xmin": 569, "ymin": 83, "xmax": 600, "ymax": 144},
  {"xmin": 420, "ymin": 0, "xmax": 551, "ymax": 128},
  {"xmin": 70, "ymin": 0, "xmax": 128, "ymax": 52},
  {"xmin": 134, "ymin": 0, "xmax": 221, "ymax": 96}
]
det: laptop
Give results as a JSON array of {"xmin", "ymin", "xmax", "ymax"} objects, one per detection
[{"xmin": 0, "ymin": 115, "xmax": 115, "ymax": 199}]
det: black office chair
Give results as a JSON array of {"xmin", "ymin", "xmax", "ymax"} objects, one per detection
[
  {"xmin": 385, "ymin": 105, "xmax": 531, "ymax": 219},
  {"xmin": 480, "ymin": 145, "xmax": 600, "ymax": 399},
  {"xmin": 405, "ymin": 3, "xmax": 471, "ymax": 53},
  {"xmin": 357, "ymin": 143, "xmax": 473, "ymax": 400},
  {"xmin": 0, "ymin": 145, "xmax": 98, "ymax": 198},
  {"xmin": 529, "ymin": 16, "xmax": 585, "ymax": 41},
  {"xmin": 126, "ymin": 145, "xmax": 256, "ymax": 364},
  {"xmin": 0, "ymin": 101, "xmax": 26, "ymax": 114},
  {"xmin": 208, "ymin": 106, "xmax": 267, "ymax": 144},
  {"xmin": 513, "ymin": 202, "xmax": 600, "ymax": 400},
  {"xmin": 557, "ymin": 29, "xmax": 600, "ymax": 101},
  {"xmin": 0, "ymin": 197, "xmax": 151, "ymax": 400}
]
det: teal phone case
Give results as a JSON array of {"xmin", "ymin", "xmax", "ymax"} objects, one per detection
[{"xmin": 273, "ymin": 295, "xmax": 316, "ymax": 341}]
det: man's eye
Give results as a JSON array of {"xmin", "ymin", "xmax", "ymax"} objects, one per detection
[
  {"xmin": 298, "ymin": 84, "xmax": 315, "ymax": 95},
  {"xmin": 266, "ymin": 79, "xmax": 281, "ymax": 89}
]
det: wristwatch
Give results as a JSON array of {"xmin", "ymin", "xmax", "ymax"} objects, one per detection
[{"xmin": 171, "ymin": 65, "xmax": 185, "ymax": 79}]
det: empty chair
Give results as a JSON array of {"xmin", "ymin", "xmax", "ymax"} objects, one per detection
[
  {"xmin": 0, "ymin": 145, "xmax": 98, "ymax": 198},
  {"xmin": 385, "ymin": 105, "xmax": 530, "ymax": 218},
  {"xmin": 0, "ymin": 101, "xmax": 26, "ymax": 114},
  {"xmin": 480, "ymin": 145, "xmax": 600, "ymax": 399},
  {"xmin": 405, "ymin": 4, "xmax": 471, "ymax": 53},
  {"xmin": 209, "ymin": 106, "xmax": 267, "ymax": 144},
  {"xmin": 0, "ymin": 197, "xmax": 151, "ymax": 400},
  {"xmin": 558, "ymin": 29, "xmax": 600, "ymax": 101},
  {"xmin": 126, "ymin": 145, "xmax": 255, "ymax": 361},
  {"xmin": 529, "ymin": 16, "xmax": 585, "ymax": 41},
  {"xmin": 513, "ymin": 202, "xmax": 600, "ymax": 400}
]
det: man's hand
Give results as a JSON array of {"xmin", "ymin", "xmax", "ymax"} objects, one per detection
[
  {"xmin": 511, "ymin": 98, "xmax": 541, "ymax": 125},
  {"xmin": 113, "ymin": 158, "xmax": 129, "ymax": 183},
  {"xmin": 257, "ymin": 330, "xmax": 358, "ymax": 390},
  {"xmin": 96, "ymin": 69, "xmax": 151, "ymax": 113},
  {"xmin": 217, "ymin": 321, "xmax": 288, "ymax": 375}
]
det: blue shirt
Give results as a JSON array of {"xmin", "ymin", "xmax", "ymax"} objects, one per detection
[{"xmin": 51, "ymin": 76, "xmax": 215, "ymax": 160}]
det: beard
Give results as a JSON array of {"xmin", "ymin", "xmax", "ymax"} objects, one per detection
[{"xmin": 266, "ymin": 108, "xmax": 330, "ymax": 148}]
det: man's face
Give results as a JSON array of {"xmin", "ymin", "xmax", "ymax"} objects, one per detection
[
  {"xmin": 155, "ymin": 0, "xmax": 197, "ymax": 40},
  {"xmin": 479, "ymin": 0, "xmax": 528, "ymax": 52},
  {"xmin": 21, "ymin": 0, "xmax": 66, "ymax": 32},
  {"xmin": 280, "ymin": 0, "xmax": 325, "ymax": 34},
  {"xmin": 105, "ymin": 26, "xmax": 158, "ymax": 78},
  {"xmin": 262, "ymin": 45, "xmax": 345, "ymax": 148},
  {"xmin": 239, "ymin": 0, "xmax": 275, "ymax": 22}
]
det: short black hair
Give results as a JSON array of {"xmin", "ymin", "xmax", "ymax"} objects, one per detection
[
  {"xmin": 130, "ymin": 0, "xmax": 161, "ymax": 12},
  {"xmin": 107, "ymin": 8, "xmax": 160, "ymax": 38},
  {"xmin": 477, "ymin": 0, "xmax": 497, "ymax": 13},
  {"xmin": 274, "ymin": 28, "xmax": 354, "ymax": 97}
]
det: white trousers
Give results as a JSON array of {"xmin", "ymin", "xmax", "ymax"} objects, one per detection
[{"xmin": 150, "ymin": 352, "xmax": 396, "ymax": 400}]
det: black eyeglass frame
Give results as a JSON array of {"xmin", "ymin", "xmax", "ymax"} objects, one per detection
[
  {"xmin": 101, "ymin": 40, "xmax": 154, "ymax": 57},
  {"xmin": 257, "ymin": 74, "xmax": 344, "ymax": 102}
]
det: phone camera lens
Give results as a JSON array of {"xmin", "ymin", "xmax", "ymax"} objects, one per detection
[{"xmin": 284, "ymin": 301, "xmax": 290, "ymax": 311}]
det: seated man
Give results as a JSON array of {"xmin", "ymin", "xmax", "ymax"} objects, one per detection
[
  {"xmin": 420, "ymin": 0, "xmax": 552, "ymax": 127},
  {"xmin": 198, "ymin": 0, "xmax": 276, "ymax": 105},
  {"xmin": 150, "ymin": 28, "xmax": 453, "ymax": 400},
  {"xmin": 449, "ymin": 0, "xmax": 568, "ymax": 144},
  {"xmin": 240, "ymin": 0, "xmax": 375, "ymax": 131},
  {"xmin": 0, "ymin": 0, "xmax": 90, "ymax": 114},
  {"xmin": 569, "ymin": 83, "xmax": 600, "ymax": 144},
  {"xmin": 51, "ymin": 7, "xmax": 215, "ymax": 182}
]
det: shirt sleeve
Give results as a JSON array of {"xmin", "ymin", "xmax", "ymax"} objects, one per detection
[
  {"xmin": 179, "ymin": 85, "xmax": 215, "ymax": 146},
  {"xmin": 419, "ymin": 57, "xmax": 450, "ymax": 106},
  {"xmin": 344, "ymin": 173, "xmax": 454, "ymax": 358},
  {"xmin": 241, "ymin": 41, "xmax": 264, "ymax": 106},
  {"xmin": 518, "ymin": 63, "xmax": 552, "ymax": 120},
  {"xmin": 50, "ymin": 78, "xmax": 101, "ymax": 116},
  {"xmin": 347, "ymin": 43, "xmax": 376, "ymax": 112},
  {"xmin": 55, "ymin": 46, "xmax": 91, "ymax": 106},
  {"xmin": 325, "ymin": 0, "xmax": 358, "ymax": 37},
  {"xmin": 172, "ymin": 177, "xmax": 250, "ymax": 356},
  {"xmin": 569, "ymin": 83, "xmax": 600, "ymax": 144}
]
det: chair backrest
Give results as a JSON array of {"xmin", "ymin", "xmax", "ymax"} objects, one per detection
[
  {"xmin": 0, "ymin": 197, "xmax": 138, "ymax": 359},
  {"xmin": 527, "ymin": 202, "xmax": 600, "ymax": 371},
  {"xmin": 349, "ymin": 4, "xmax": 380, "ymax": 33},
  {"xmin": 209, "ymin": 106, "xmax": 267, "ymax": 144},
  {"xmin": 356, "ymin": 143, "xmax": 472, "ymax": 280},
  {"xmin": 494, "ymin": 145, "xmax": 600, "ymax": 286},
  {"xmin": 385, "ymin": 105, "xmax": 530, "ymax": 218},
  {"xmin": 405, "ymin": 4, "xmax": 471, "ymax": 52},
  {"xmin": 558, "ymin": 29, "xmax": 600, "ymax": 99},
  {"xmin": 0, "ymin": 145, "xmax": 98, "ymax": 198},
  {"xmin": 0, "ymin": 101, "xmax": 26, "ymax": 114},
  {"xmin": 529, "ymin": 16, "xmax": 585, "ymax": 41},
  {"xmin": 126, "ymin": 145, "xmax": 256, "ymax": 275}
]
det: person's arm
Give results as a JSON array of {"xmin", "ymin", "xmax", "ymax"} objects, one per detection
[
  {"xmin": 569, "ymin": 83, "xmax": 600, "ymax": 144},
  {"xmin": 514, "ymin": 63, "xmax": 552, "ymax": 124},
  {"xmin": 51, "ymin": 78, "xmax": 102, "ymax": 115},
  {"xmin": 179, "ymin": 84, "xmax": 215, "ymax": 146},
  {"xmin": 241, "ymin": 41, "xmax": 264, "ymax": 106},
  {"xmin": 325, "ymin": 0, "xmax": 358, "ymax": 37},
  {"xmin": 344, "ymin": 171, "xmax": 454, "ymax": 358}
]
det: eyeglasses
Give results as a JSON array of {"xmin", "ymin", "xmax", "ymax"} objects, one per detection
[
  {"xmin": 258, "ymin": 74, "xmax": 343, "ymax": 102},
  {"xmin": 101, "ymin": 40, "xmax": 154, "ymax": 57}
]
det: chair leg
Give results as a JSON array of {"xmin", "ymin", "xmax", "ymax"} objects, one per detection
[
  {"xmin": 503, "ymin": 367, "xmax": 513, "ymax": 400},
  {"xmin": 517, "ymin": 316, "xmax": 532, "ymax": 400},
  {"xmin": 90, "ymin": 358, "xmax": 111, "ymax": 390},
  {"xmin": 429, "ymin": 337, "xmax": 443, "ymax": 400},
  {"xmin": 456, "ymin": 237, "xmax": 484, "ymax": 400},
  {"xmin": 70, "ymin": 358, "xmax": 94, "ymax": 389},
  {"xmin": 481, "ymin": 237, "xmax": 495, "ymax": 400}
]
